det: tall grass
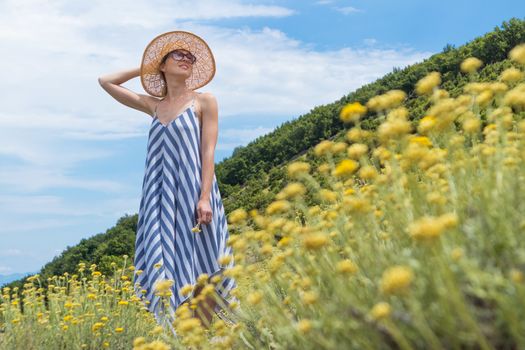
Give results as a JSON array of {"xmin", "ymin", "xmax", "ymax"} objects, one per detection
[{"xmin": 2, "ymin": 43, "xmax": 525, "ymax": 349}]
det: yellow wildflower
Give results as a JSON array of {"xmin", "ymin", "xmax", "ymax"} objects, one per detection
[
  {"xmin": 358, "ymin": 165, "xmax": 378, "ymax": 180},
  {"xmin": 439, "ymin": 212, "xmax": 459, "ymax": 229},
  {"xmin": 509, "ymin": 43, "xmax": 525, "ymax": 65},
  {"xmin": 266, "ymin": 200, "xmax": 291, "ymax": 215},
  {"xmin": 380, "ymin": 266, "xmax": 414, "ymax": 295},
  {"xmin": 347, "ymin": 143, "xmax": 368, "ymax": 159},
  {"xmin": 179, "ymin": 284, "xmax": 194, "ymax": 297},
  {"xmin": 500, "ymin": 67, "xmax": 523, "ymax": 83},
  {"xmin": 150, "ymin": 325, "xmax": 164, "ymax": 335},
  {"xmin": 490, "ymin": 82, "xmax": 508, "ymax": 95},
  {"xmin": 408, "ymin": 216, "xmax": 446, "ymax": 240},
  {"xmin": 462, "ymin": 117, "xmax": 481, "ymax": 133},
  {"xmin": 318, "ymin": 189, "xmax": 337, "ymax": 202},
  {"xmin": 333, "ymin": 159, "xmax": 359, "ymax": 178},
  {"xmin": 218, "ymin": 254, "xmax": 233, "ymax": 266},
  {"xmin": 301, "ymin": 291, "xmax": 318, "ymax": 305},
  {"xmin": 367, "ymin": 89, "xmax": 407, "ymax": 111},
  {"xmin": 191, "ymin": 222, "xmax": 201, "ymax": 233},
  {"xmin": 177, "ymin": 317, "xmax": 203, "ymax": 333},
  {"xmin": 133, "ymin": 337, "xmax": 146, "ymax": 347},
  {"xmin": 370, "ymin": 302, "xmax": 391, "ymax": 320},
  {"xmin": 331, "ymin": 141, "xmax": 348, "ymax": 154},
  {"xmin": 377, "ymin": 118, "xmax": 412, "ymax": 141},
  {"xmin": 340, "ymin": 102, "xmax": 367, "ymax": 123},
  {"xmin": 503, "ymin": 83, "xmax": 525, "ymax": 111},
  {"xmin": 287, "ymin": 161, "xmax": 311, "ymax": 178},
  {"xmin": 197, "ymin": 273, "xmax": 209, "ymax": 285},
  {"xmin": 297, "ymin": 319, "xmax": 313, "ymax": 334},
  {"xmin": 280, "ymin": 182, "xmax": 307, "ymax": 199},
  {"xmin": 409, "ymin": 135, "xmax": 432, "ymax": 147},
  {"xmin": 476, "ymin": 90, "xmax": 493, "ymax": 107},
  {"xmin": 314, "ymin": 140, "xmax": 334, "ymax": 157},
  {"xmin": 228, "ymin": 208, "xmax": 248, "ymax": 224},
  {"xmin": 317, "ymin": 163, "xmax": 330, "ymax": 174},
  {"xmin": 346, "ymin": 127, "xmax": 371, "ymax": 142},
  {"xmin": 92, "ymin": 322, "xmax": 104, "ymax": 332},
  {"xmin": 415, "ymin": 71, "xmax": 441, "ymax": 95},
  {"xmin": 146, "ymin": 340, "xmax": 170, "ymax": 350},
  {"xmin": 247, "ymin": 291, "xmax": 263, "ymax": 305},
  {"xmin": 461, "ymin": 57, "xmax": 483, "ymax": 74},
  {"xmin": 303, "ymin": 233, "xmax": 329, "ymax": 250},
  {"xmin": 431, "ymin": 88, "xmax": 449, "ymax": 101},
  {"xmin": 260, "ymin": 243, "xmax": 273, "ymax": 254},
  {"xmin": 417, "ymin": 115, "xmax": 437, "ymax": 134},
  {"xmin": 336, "ymin": 259, "xmax": 358, "ymax": 274},
  {"xmin": 154, "ymin": 279, "xmax": 174, "ymax": 294},
  {"xmin": 408, "ymin": 213, "xmax": 457, "ymax": 241}
]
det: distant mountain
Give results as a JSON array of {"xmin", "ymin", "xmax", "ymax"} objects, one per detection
[{"xmin": 0, "ymin": 271, "xmax": 38, "ymax": 288}]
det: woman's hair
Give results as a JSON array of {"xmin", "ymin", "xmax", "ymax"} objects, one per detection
[{"xmin": 159, "ymin": 51, "xmax": 171, "ymax": 87}]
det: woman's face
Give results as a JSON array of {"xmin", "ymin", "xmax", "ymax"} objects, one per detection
[{"xmin": 160, "ymin": 49, "xmax": 195, "ymax": 79}]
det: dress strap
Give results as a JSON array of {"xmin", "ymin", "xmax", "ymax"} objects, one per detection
[{"xmin": 191, "ymin": 92, "xmax": 201, "ymax": 108}]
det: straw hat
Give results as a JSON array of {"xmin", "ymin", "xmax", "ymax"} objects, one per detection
[{"xmin": 140, "ymin": 30, "xmax": 216, "ymax": 97}]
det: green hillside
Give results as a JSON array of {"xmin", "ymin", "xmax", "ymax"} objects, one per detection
[{"xmin": 3, "ymin": 17, "xmax": 524, "ymax": 293}]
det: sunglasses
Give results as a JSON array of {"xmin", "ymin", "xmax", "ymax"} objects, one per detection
[{"xmin": 168, "ymin": 50, "xmax": 197, "ymax": 64}]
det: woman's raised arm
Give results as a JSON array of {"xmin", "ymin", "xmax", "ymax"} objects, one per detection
[{"xmin": 98, "ymin": 67, "xmax": 158, "ymax": 117}]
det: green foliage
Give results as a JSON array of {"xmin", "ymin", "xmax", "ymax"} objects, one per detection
[{"xmin": 2, "ymin": 215, "xmax": 137, "ymax": 292}]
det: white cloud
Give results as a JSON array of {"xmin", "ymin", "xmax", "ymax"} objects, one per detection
[
  {"xmin": 0, "ymin": 165, "xmax": 125, "ymax": 193},
  {"xmin": 335, "ymin": 6, "xmax": 363, "ymax": 15}
]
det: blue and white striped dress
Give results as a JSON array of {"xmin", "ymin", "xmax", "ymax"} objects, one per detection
[{"xmin": 132, "ymin": 92, "xmax": 238, "ymax": 329}]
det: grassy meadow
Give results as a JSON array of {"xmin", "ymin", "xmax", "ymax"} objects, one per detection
[{"xmin": 2, "ymin": 43, "xmax": 525, "ymax": 349}]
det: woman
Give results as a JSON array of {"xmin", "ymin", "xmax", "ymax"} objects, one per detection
[{"xmin": 98, "ymin": 31, "xmax": 239, "ymax": 332}]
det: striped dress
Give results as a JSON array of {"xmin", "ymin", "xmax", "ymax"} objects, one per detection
[{"xmin": 132, "ymin": 92, "xmax": 238, "ymax": 331}]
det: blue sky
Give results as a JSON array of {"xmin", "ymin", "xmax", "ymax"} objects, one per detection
[{"xmin": 0, "ymin": 0, "xmax": 523, "ymax": 277}]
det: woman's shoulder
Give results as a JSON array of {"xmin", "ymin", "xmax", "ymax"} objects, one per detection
[
  {"xmin": 195, "ymin": 91, "xmax": 217, "ymax": 103},
  {"xmin": 195, "ymin": 91, "xmax": 214, "ymax": 97}
]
